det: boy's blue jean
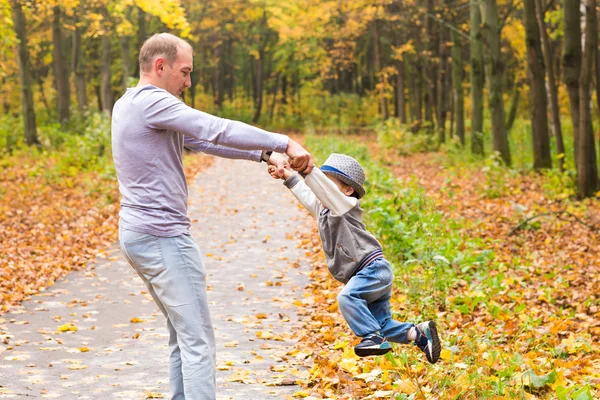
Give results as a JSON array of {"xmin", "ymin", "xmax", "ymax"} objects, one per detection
[
  {"xmin": 119, "ymin": 226, "xmax": 216, "ymax": 400},
  {"xmin": 337, "ymin": 258, "xmax": 414, "ymax": 343}
]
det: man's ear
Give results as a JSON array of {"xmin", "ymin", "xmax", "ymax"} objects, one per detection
[{"xmin": 154, "ymin": 57, "xmax": 166, "ymax": 75}]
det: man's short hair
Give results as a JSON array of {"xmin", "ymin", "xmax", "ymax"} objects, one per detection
[{"xmin": 139, "ymin": 33, "xmax": 192, "ymax": 73}]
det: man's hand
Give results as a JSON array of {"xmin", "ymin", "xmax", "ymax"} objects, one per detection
[{"xmin": 285, "ymin": 138, "xmax": 314, "ymax": 174}]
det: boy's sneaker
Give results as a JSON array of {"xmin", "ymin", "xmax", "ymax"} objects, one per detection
[
  {"xmin": 414, "ymin": 321, "xmax": 441, "ymax": 364},
  {"xmin": 354, "ymin": 332, "xmax": 392, "ymax": 357}
]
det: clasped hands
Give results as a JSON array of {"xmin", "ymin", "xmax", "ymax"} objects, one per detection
[{"xmin": 267, "ymin": 138, "xmax": 313, "ymax": 179}]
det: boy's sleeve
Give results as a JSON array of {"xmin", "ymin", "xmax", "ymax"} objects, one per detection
[
  {"xmin": 284, "ymin": 174, "xmax": 321, "ymax": 219},
  {"xmin": 304, "ymin": 168, "xmax": 357, "ymax": 216}
]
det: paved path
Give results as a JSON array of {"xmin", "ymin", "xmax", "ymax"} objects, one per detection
[{"xmin": 0, "ymin": 157, "xmax": 313, "ymax": 399}]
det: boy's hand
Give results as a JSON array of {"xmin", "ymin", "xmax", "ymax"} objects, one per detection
[
  {"xmin": 267, "ymin": 152, "xmax": 288, "ymax": 178},
  {"xmin": 267, "ymin": 165, "xmax": 281, "ymax": 179},
  {"xmin": 267, "ymin": 165, "xmax": 292, "ymax": 180}
]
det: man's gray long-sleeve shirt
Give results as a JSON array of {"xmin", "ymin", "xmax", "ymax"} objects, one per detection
[{"xmin": 112, "ymin": 85, "xmax": 289, "ymax": 237}]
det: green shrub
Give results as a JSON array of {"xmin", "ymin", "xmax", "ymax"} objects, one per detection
[
  {"xmin": 0, "ymin": 112, "xmax": 113, "ymax": 179},
  {"xmin": 376, "ymin": 118, "xmax": 437, "ymax": 155},
  {"xmin": 0, "ymin": 114, "xmax": 25, "ymax": 154},
  {"xmin": 53, "ymin": 112, "xmax": 112, "ymax": 173}
]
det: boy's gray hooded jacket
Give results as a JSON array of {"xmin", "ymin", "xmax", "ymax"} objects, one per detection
[{"xmin": 284, "ymin": 170, "xmax": 383, "ymax": 283}]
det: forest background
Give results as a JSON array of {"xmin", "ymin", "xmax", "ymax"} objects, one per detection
[{"xmin": 0, "ymin": 0, "xmax": 599, "ymax": 399}]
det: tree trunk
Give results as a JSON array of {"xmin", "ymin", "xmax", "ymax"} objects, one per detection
[
  {"xmin": 470, "ymin": 0, "xmax": 484, "ymax": 155},
  {"xmin": 269, "ymin": 74, "xmax": 279, "ymax": 122},
  {"xmin": 577, "ymin": 0, "xmax": 599, "ymax": 198},
  {"xmin": 409, "ymin": 58, "xmax": 423, "ymax": 132},
  {"xmin": 405, "ymin": 61, "xmax": 413, "ymax": 123},
  {"xmin": 11, "ymin": 0, "xmax": 38, "ymax": 146},
  {"xmin": 252, "ymin": 13, "xmax": 272, "ymax": 124},
  {"xmin": 437, "ymin": 26, "xmax": 448, "ymax": 144},
  {"xmin": 294, "ymin": 71, "xmax": 301, "ymax": 121},
  {"xmin": 396, "ymin": 60, "xmax": 407, "ymax": 123},
  {"xmin": 281, "ymin": 74, "xmax": 288, "ymax": 105},
  {"xmin": 595, "ymin": 5, "xmax": 600, "ymax": 130},
  {"xmin": 445, "ymin": 51, "xmax": 452, "ymax": 139},
  {"xmin": 535, "ymin": 0, "xmax": 565, "ymax": 170},
  {"xmin": 252, "ymin": 55, "xmax": 263, "ymax": 123},
  {"xmin": 372, "ymin": 21, "xmax": 388, "ymax": 120},
  {"xmin": 95, "ymin": 84, "xmax": 102, "ymax": 111},
  {"xmin": 226, "ymin": 40, "xmax": 234, "ymax": 101},
  {"xmin": 1, "ymin": 78, "xmax": 9, "ymax": 114},
  {"xmin": 424, "ymin": 0, "xmax": 435, "ymax": 133},
  {"xmin": 481, "ymin": 0, "xmax": 510, "ymax": 165},
  {"xmin": 451, "ymin": 29, "xmax": 465, "ymax": 145},
  {"xmin": 449, "ymin": 79, "xmax": 455, "ymax": 139},
  {"xmin": 249, "ymin": 54, "xmax": 256, "ymax": 104},
  {"xmin": 415, "ymin": 61, "xmax": 424, "ymax": 132},
  {"xmin": 190, "ymin": 79, "xmax": 196, "ymax": 108},
  {"xmin": 120, "ymin": 35, "xmax": 131, "ymax": 91},
  {"xmin": 562, "ymin": 0, "xmax": 582, "ymax": 164},
  {"xmin": 505, "ymin": 86, "xmax": 520, "ymax": 133},
  {"xmin": 36, "ymin": 76, "xmax": 51, "ymax": 114},
  {"xmin": 597, "ymin": 33, "xmax": 600, "ymax": 118},
  {"xmin": 52, "ymin": 6, "xmax": 70, "ymax": 123},
  {"xmin": 72, "ymin": 24, "xmax": 88, "ymax": 112},
  {"xmin": 524, "ymin": 0, "xmax": 552, "ymax": 169},
  {"xmin": 100, "ymin": 34, "xmax": 113, "ymax": 113},
  {"xmin": 214, "ymin": 40, "xmax": 224, "ymax": 108},
  {"xmin": 134, "ymin": 7, "xmax": 146, "ymax": 77}
]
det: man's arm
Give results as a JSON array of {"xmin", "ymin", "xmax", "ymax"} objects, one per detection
[
  {"xmin": 145, "ymin": 89, "xmax": 288, "ymax": 152},
  {"xmin": 143, "ymin": 88, "xmax": 312, "ymax": 173},
  {"xmin": 183, "ymin": 136, "xmax": 262, "ymax": 161}
]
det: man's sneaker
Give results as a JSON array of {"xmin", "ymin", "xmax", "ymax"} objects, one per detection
[
  {"xmin": 414, "ymin": 321, "xmax": 441, "ymax": 364},
  {"xmin": 354, "ymin": 332, "xmax": 392, "ymax": 357}
]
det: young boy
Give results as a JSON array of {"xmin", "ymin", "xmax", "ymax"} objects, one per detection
[{"xmin": 268, "ymin": 153, "xmax": 441, "ymax": 362}]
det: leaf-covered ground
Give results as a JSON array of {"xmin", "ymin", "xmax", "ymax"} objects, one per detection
[
  {"xmin": 1, "ymin": 137, "xmax": 598, "ymax": 399},
  {"xmin": 387, "ymin": 152, "xmax": 600, "ymax": 341},
  {"xmin": 0, "ymin": 152, "xmax": 212, "ymax": 314},
  {"xmin": 0, "ymin": 156, "xmax": 312, "ymax": 399},
  {"xmin": 288, "ymin": 138, "xmax": 599, "ymax": 399}
]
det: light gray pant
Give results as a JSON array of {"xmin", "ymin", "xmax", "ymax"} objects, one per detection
[{"xmin": 119, "ymin": 227, "xmax": 216, "ymax": 400}]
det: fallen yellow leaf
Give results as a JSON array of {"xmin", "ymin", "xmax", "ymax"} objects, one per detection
[
  {"xmin": 339, "ymin": 357, "xmax": 359, "ymax": 374},
  {"xmin": 395, "ymin": 379, "xmax": 416, "ymax": 394},
  {"xmin": 57, "ymin": 323, "xmax": 78, "ymax": 333},
  {"xmin": 440, "ymin": 348, "xmax": 452, "ymax": 361}
]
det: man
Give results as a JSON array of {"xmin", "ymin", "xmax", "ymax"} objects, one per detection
[{"xmin": 111, "ymin": 33, "xmax": 313, "ymax": 400}]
